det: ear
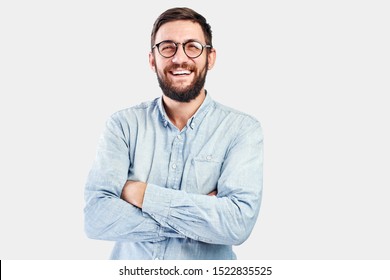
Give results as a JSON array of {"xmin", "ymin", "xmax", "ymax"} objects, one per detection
[
  {"xmin": 149, "ymin": 52, "xmax": 156, "ymax": 72},
  {"xmin": 207, "ymin": 48, "xmax": 216, "ymax": 70}
]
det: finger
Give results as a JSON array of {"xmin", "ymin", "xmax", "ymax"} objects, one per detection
[{"xmin": 208, "ymin": 190, "xmax": 217, "ymax": 196}]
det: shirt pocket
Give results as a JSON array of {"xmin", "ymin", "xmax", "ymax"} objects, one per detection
[{"xmin": 185, "ymin": 153, "xmax": 224, "ymax": 194}]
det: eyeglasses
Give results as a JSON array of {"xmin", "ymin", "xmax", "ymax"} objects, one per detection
[{"xmin": 152, "ymin": 40, "xmax": 212, "ymax": 59}]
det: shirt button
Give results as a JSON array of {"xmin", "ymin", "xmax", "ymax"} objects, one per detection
[
  {"xmin": 177, "ymin": 135, "xmax": 183, "ymax": 140},
  {"xmin": 206, "ymin": 155, "xmax": 212, "ymax": 161},
  {"xmin": 190, "ymin": 122, "xmax": 195, "ymax": 129},
  {"xmin": 155, "ymin": 257, "xmax": 159, "ymax": 260},
  {"xmin": 172, "ymin": 163, "xmax": 177, "ymax": 169}
]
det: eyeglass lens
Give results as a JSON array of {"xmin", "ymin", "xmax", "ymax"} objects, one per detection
[{"xmin": 158, "ymin": 41, "xmax": 205, "ymax": 58}]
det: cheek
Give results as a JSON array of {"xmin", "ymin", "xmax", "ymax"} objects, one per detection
[
  {"xmin": 155, "ymin": 60, "xmax": 169, "ymax": 74},
  {"xmin": 156, "ymin": 66, "xmax": 170, "ymax": 81},
  {"xmin": 196, "ymin": 62, "xmax": 208, "ymax": 75}
]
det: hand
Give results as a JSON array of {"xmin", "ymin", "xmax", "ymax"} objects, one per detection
[
  {"xmin": 120, "ymin": 180, "xmax": 147, "ymax": 208},
  {"xmin": 208, "ymin": 190, "xmax": 217, "ymax": 196}
]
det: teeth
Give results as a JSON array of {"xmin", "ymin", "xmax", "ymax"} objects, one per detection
[{"xmin": 172, "ymin": 70, "xmax": 191, "ymax": 75}]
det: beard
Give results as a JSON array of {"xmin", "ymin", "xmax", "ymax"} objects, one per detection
[{"xmin": 155, "ymin": 61, "xmax": 208, "ymax": 103}]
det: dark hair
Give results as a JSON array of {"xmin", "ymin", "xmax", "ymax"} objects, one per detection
[{"xmin": 150, "ymin": 7, "xmax": 213, "ymax": 49}]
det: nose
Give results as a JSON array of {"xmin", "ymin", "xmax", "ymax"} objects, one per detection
[{"xmin": 171, "ymin": 43, "xmax": 189, "ymax": 64}]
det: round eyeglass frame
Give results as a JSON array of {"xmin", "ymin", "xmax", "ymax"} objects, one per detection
[{"xmin": 152, "ymin": 40, "xmax": 212, "ymax": 59}]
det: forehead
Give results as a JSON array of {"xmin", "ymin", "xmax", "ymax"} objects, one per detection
[{"xmin": 155, "ymin": 20, "xmax": 205, "ymax": 42}]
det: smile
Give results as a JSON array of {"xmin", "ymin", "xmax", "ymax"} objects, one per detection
[{"xmin": 170, "ymin": 70, "xmax": 192, "ymax": 76}]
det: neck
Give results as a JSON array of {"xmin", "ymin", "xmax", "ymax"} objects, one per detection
[{"xmin": 162, "ymin": 89, "xmax": 206, "ymax": 130}]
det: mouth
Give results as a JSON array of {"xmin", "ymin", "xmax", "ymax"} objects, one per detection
[{"xmin": 169, "ymin": 69, "xmax": 193, "ymax": 77}]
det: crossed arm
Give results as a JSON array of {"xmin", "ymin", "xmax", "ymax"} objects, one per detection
[
  {"xmin": 84, "ymin": 115, "xmax": 263, "ymax": 245},
  {"xmin": 121, "ymin": 180, "xmax": 217, "ymax": 208}
]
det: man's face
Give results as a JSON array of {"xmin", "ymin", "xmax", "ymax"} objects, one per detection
[{"xmin": 149, "ymin": 20, "xmax": 215, "ymax": 102}]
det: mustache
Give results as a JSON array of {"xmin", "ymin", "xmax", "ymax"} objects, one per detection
[{"xmin": 166, "ymin": 63, "xmax": 195, "ymax": 72}]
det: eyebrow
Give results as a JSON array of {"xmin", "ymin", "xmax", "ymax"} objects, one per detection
[{"xmin": 160, "ymin": 38, "xmax": 204, "ymax": 44}]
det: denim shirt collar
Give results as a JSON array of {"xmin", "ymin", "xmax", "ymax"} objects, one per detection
[{"xmin": 157, "ymin": 91, "xmax": 213, "ymax": 130}]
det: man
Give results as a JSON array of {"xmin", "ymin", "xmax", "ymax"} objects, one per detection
[{"xmin": 84, "ymin": 7, "xmax": 264, "ymax": 260}]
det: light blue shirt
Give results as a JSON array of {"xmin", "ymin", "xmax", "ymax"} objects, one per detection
[{"xmin": 84, "ymin": 93, "xmax": 264, "ymax": 259}]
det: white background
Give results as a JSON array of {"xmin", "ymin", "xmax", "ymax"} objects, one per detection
[{"xmin": 0, "ymin": 0, "xmax": 389, "ymax": 259}]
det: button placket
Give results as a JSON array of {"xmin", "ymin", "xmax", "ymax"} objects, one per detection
[{"xmin": 166, "ymin": 133, "xmax": 185, "ymax": 189}]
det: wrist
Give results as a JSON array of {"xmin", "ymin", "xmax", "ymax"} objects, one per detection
[{"xmin": 121, "ymin": 181, "xmax": 147, "ymax": 208}]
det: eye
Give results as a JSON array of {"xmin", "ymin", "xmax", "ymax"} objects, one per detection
[
  {"xmin": 186, "ymin": 41, "xmax": 202, "ymax": 51},
  {"xmin": 160, "ymin": 43, "xmax": 175, "ymax": 51}
]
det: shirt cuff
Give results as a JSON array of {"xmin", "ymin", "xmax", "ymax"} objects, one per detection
[{"xmin": 142, "ymin": 183, "xmax": 172, "ymax": 223}]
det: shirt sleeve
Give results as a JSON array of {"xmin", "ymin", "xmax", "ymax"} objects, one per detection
[
  {"xmin": 84, "ymin": 114, "xmax": 184, "ymax": 242},
  {"xmin": 142, "ymin": 122, "xmax": 264, "ymax": 245}
]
